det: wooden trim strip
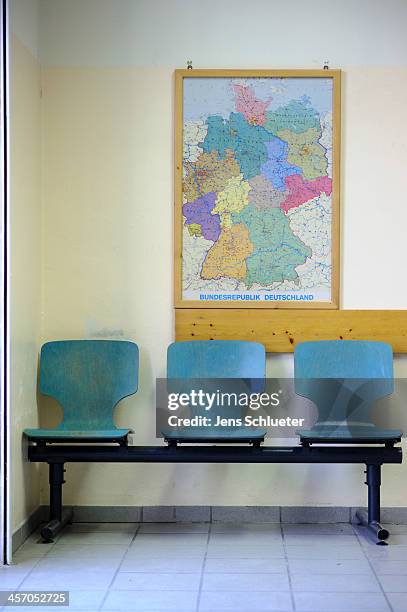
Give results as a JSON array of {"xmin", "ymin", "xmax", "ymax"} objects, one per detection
[{"xmin": 175, "ymin": 309, "xmax": 407, "ymax": 353}]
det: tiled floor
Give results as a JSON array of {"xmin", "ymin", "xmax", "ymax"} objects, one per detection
[{"xmin": 2, "ymin": 522, "xmax": 407, "ymax": 611}]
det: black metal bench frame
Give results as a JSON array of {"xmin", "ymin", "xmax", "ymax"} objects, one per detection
[{"xmin": 28, "ymin": 442, "xmax": 402, "ymax": 545}]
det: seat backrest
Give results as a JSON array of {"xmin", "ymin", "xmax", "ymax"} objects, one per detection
[
  {"xmin": 294, "ymin": 340, "xmax": 394, "ymax": 427},
  {"xmin": 167, "ymin": 340, "xmax": 265, "ymax": 378},
  {"xmin": 166, "ymin": 341, "xmax": 265, "ymax": 421},
  {"xmin": 40, "ymin": 340, "xmax": 139, "ymax": 430}
]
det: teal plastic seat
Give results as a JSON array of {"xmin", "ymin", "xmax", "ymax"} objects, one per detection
[
  {"xmin": 294, "ymin": 340, "xmax": 402, "ymax": 443},
  {"xmin": 24, "ymin": 340, "xmax": 138, "ymax": 444},
  {"xmin": 162, "ymin": 340, "xmax": 267, "ymax": 444}
]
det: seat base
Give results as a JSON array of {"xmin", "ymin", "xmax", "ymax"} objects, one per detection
[
  {"xmin": 298, "ymin": 426, "xmax": 402, "ymax": 445},
  {"xmin": 24, "ymin": 428, "xmax": 131, "ymax": 444},
  {"xmin": 162, "ymin": 427, "xmax": 267, "ymax": 445}
]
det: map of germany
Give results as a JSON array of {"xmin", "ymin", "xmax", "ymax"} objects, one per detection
[{"xmin": 181, "ymin": 77, "xmax": 334, "ymax": 303}]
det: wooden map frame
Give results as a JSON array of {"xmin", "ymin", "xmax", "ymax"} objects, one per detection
[{"xmin": 174, "ymin": 69, "xmax": 341, "ymax": 310}]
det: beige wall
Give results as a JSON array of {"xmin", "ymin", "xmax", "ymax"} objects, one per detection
[
  {"xmin": 10, "ymin": 19, "xmax": 42, "ymax": 529},
  {"xmin": 39, "ymin": 64, "xmax": 407, "ymax": 508}
]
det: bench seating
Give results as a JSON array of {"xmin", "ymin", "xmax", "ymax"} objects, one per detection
[
  {"xmin": 295, "ymin": 340, "xmax": 402, "ymax": 445},
  {"xmin": 163, "ymin": 340, "xmax": 267, "ymax": 445},
  {"xmin": 24, "ymin": 340, "xmax": 139, "ymax": 445},
  {"xmin": 25, "ymin": 339, "xmax": 403, "ymax": 546}
]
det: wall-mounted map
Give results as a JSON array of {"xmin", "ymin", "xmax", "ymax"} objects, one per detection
[{"xmin": 175, "ymin": 70, "xmax": 340, "ymax": 308}]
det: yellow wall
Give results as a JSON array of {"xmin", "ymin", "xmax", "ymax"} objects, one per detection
[
  {"xmin": 9, "ymin": 0, "xmax": 407, "ymax": 520},
  {"xmin": 10, "ymin": 32, "xmax": 42, "ymax": 530},
  {"xmin": 40, "ymin": 65, "xmax": 407, "ymax": 508}
]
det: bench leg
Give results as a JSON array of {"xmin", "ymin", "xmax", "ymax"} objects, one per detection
[
  {"xmin": 356, "ymin": 464, "xmax": 389, "ymax": 545},
  {"xmin": 40, "ymin": 462, "xmax": 73, "ymax": 543}
]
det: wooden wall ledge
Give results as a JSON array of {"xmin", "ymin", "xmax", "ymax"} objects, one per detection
[{"xmin": 175, "ymin": 309, "xmax": 407, "ymax": 353}]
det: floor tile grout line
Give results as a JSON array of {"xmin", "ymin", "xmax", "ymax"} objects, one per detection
[
  {"xmin": 12, "ymin": 523, "xmax": 407, "ymax": 611},
  {"xmin": 148, "ymin": 586, "xmax": 406, "ymax": 592},
  {"xmin": 281, "ymin": 521, "xmax": 296, "ymax": 612},
  {"xmin": 13, "ymin": 528, "xmax": 61, "ymax": 590},
  {"xmin": 353, "ymin": 524, "xmax": 395, "ymax": 612},
  {"xmin": 97, "ymin": 523, "xmax": 141, "ymax": 611},
  {"xmin": 195, "ymin": 521, "xmax": 212, "ymax": 612}
]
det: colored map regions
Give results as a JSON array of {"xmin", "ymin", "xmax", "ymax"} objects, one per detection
[
  {"xmin": 281, "ymin": 174, "xmax": 332, "ymax": 213},
  {"xmin": 286, "ymin": 193, "xmax": 332, "ymax": 288},
  {"xmin": 264, "ymin": 97, "xmax": 320, "ymax": 135},
  {"xmin": 183, "ymin": 192, "xmax": 221, "ymax": 242},
  {"xmin": 233, "ymin": 83, "xmax": 272, "ymax": 126},
  {"xmin": 201, "ymin": 112, "xmax": 271, "ymax": 180},
  {"xmin": 188, "ymin": 223, "xmax": 202, "ymax": 237},
  {"xmin": 320, "ymin": 111, "xmax": 333, "ymax": 178},
  {"xmin": 213, "ymin": 175, "xmax": 251, "ymax": 224},
  {"xmin": 181, "ymin": 77, "xmax": 334, "ymax": 300},
  {"xmin": 183, "ymin": 149, "xmax": 240, "ymax": 203},
  {"xmin": 278, "ymin": 127, "xmax": 327, "ymax": 180},
  {"xmin": 201, "ymin": 224, "xmax": 253, "ymax": 281},
  {"xmin": 182, "ymin": 226, "xmax": 220, "ymax": 290},
  {"xmin": 260, "ymin": 137, "xmax": 301, "ymax": 190},
  {"xmin": 248, "ymin": 175, "xmax": 285, "ymax": 210},
  {"xmin": 184, "ymin": 120, "xmax": 208, "ymax": 163},
  {"xmin": 234, "ymin": 205, "xmax": 311, "ymax": 286}
]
